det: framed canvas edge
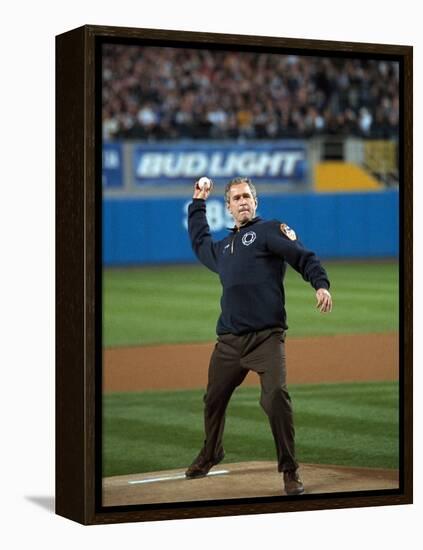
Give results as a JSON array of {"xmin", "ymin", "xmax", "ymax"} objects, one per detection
[
  {"xmin": 55, "ymin": 24, "xmax": 413, "ymax": 526},
  {"xmin": 82, "ymin": 23, "xmax": 413, "ymax": 54}
]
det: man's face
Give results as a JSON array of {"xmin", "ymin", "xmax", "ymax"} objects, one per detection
[{"xmin": 226, "ymin": 182, "xmax": 258, "ymax": 227}]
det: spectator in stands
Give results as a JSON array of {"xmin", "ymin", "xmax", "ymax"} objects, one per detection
[{"xmin": 102, "ymin": 45, "xmax": 400, "ymax": 141}]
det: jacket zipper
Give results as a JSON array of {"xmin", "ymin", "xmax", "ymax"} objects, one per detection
[{"xmin": 230, "ymin": 228, "xmax": 240, "ymax": 254}]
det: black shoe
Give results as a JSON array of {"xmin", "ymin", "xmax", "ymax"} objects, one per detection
[
  {"xmin": 185, "ymin": 448, "xmax": 225, "ymax": 479},
  {"xmin": 283, "ymin": 469, "xmax": 305, "ymax": 495}
]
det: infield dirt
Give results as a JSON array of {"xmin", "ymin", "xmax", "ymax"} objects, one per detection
[{"xmin": 103, "ymin": 332, "xmax": 398, "ymax": 392}]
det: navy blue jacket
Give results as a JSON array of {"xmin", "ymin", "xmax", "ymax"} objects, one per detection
[{"xmin": 188, "ymin": 199, "xmax": 330, "ymax": 335}]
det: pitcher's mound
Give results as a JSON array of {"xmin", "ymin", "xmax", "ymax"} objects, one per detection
[{"xmin": 102, "ymin": 461, "xmax": 399, "ymax": 507}]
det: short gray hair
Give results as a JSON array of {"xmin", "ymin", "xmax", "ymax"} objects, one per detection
[{"xmin": 224, "ymin": 177, "xmax": 257, "ymax": 203}]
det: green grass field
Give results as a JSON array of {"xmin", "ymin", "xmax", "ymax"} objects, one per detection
[
  {"xmin": 102, "ymin": 260, "xmax": 399, "ymax": 477},
  {"xmin": 103, "ymin": 381, "xmax": 399, "ymax": 477},
  {"xmin": 103, "ymin": 261, "xmax": 398, "ymax": 347}
]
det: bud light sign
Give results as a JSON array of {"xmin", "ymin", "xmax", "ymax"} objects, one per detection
[{"xmin": 132, "ymin": 141, "xmax": 307, "ymax": 185}]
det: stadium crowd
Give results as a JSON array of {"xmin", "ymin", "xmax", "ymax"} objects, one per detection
[{"xmin": 102, "ymin": 45, "xmax": 399, "ymax": 141}]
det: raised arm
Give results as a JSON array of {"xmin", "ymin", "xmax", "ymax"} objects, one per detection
[{"xmin": 188, "ymin": 179, "xmax": 220, "ymax": 273}]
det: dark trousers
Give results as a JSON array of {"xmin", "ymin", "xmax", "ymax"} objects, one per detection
[{"xmin": 201, "ymin": 327, "xmax": 298, "ymax": 472}]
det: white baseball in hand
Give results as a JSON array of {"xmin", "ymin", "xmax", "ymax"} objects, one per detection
[{"xmin": 197, "ymin": 177, "xmax": 212, "ymax": 190}]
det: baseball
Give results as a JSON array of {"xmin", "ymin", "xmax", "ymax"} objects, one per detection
[{"xmin": 197, "ymin": 177, "xmax": 212, "ymax": 190}]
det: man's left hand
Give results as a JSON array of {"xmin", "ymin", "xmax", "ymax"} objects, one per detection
[{"xmin": 316, "ymin": 288, "xmax": 333, "ymax": 313}]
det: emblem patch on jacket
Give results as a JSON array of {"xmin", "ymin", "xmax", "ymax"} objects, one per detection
[
  {"xmin": 280, "ymin": 223, "xmax": 297, "ymax": 241},
  {"xmin": 242, "ymin": 231, "xmax": 257, "ymax": 246}
]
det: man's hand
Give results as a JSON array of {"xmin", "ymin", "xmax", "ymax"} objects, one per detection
[
  {"xmin": 316, "ymin": 288, "xmax": 333, "ymax": 313},
  {"xmin": 193, "ymin": 179, "xmax": 213, "ymax": 200}
]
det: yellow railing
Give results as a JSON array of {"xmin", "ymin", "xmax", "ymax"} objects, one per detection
[{"xmin": 364, "ymin": 140, "xmax": 398, "ymax": 175}]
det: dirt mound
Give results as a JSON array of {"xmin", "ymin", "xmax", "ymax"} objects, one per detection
[{"xmin": 102, "ymin": 461, "xmax": 399, "ymax": 506}]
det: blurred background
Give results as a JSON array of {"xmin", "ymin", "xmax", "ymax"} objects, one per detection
[
  {"xmin": 102, "ymin": 44, "xmax": 399, "ymax": 267},
  {"xmin": 101, "ymin": 44, "xmax": 399, "ymax": 479}
]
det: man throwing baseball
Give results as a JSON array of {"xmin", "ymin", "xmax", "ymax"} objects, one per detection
[{"xmin": 185, "ymin": 176, "xmax": 332, "ymax": 495}]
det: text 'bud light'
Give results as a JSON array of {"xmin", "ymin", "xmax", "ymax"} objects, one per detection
[{"xmin": 132, "ymin": 143, "xmax": 307, "ymax": 184}]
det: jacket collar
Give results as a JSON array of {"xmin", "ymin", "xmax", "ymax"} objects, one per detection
[{"xmin": 228, "ymin": 217, "xmax": 262, "ymax": 232}]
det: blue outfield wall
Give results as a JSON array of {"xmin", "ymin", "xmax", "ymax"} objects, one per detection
[{"xmin": 103, "ymin": 190, "xmax": 399, "ymax": 266}]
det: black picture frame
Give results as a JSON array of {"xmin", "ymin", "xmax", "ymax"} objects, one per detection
[{"xmin": 56, "ymin": 24, "xmax": 413, "ymax": 525}]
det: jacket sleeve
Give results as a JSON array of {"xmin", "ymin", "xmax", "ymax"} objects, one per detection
[
  {"xmin": 187, "ymin": 199, "xmax": 219, "ymax": 273},
  {"xmin": 266, "ymin": 221, "xmax": 330, "ymax": 290}
]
